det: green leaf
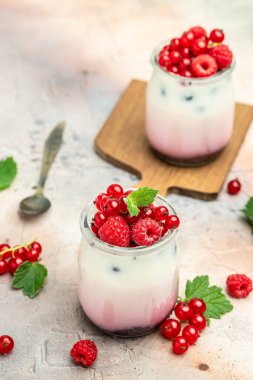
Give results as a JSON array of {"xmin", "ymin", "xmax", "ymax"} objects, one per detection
[
  {"xmin": 242, "ymin": 197, "xmax": 253, "ymax": 226},
  {"xmin": 126, "ymin": 187, "xmax": 158, "ymax": 217},
  {"xmin": 12, "ymin": 261, "xmax": 48, "ymax": 298},
  {"xmin": 0, "ymin": 157, "xmax": 17, "ymax": 190},
  {"xmin": 185, "ymin": 275, "xmax": 233, "ymax": 324}
]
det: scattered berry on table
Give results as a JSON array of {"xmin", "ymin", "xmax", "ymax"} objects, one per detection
[
  {"xmin": 98, "ymin": 216, "xmax": 131, "ymax": 247},
  {"xmin": 0, "ymin": 335, "xmax": 14, "ymax": 355},
  {"xmin": 25, "ymin": 248, "xmax": 40, "ymax": 262},
  {"xmin": 182, "ymin": 324, "xmax": 199, "ymax": 345},
  {"xmin": 70, "ymin": 339, "xmax": 97, "ymax": 368},
  {"xmin": 174, "ymin": 302, "xmax": 194, "ymax": 322},
  {"xmin": 0, "ymin": 243, "xmax": 11, "ymax": 261},
  {"xmin": 189, "ymin": 314, "xmax": 207, "ymax": 332},
  {"xmin": 30, "ymin": 241, "xmax": 42, "ymax": 255},
  {"xmin": 0, "ymin": 260, "xmax": 8, "ymax": 275},
  {"xmin": 189, "ymin": 298, "xmax": 207, "ymax": 314},
  {"xmin": 191, "ymin": 54, "xmax": 218, "ymax": 77},
  {"xmin": 8, "ymin": 255, "xmax": 25, "ymax": 275},
  {"xmin": 226, "ymin": 274, "xmax": 252, "ymax": 298},
  {"xmin": 227, "ymin": 178, "xmax": 241, "ymax": 195},
  {"xmin": 172, "ymin": 336, "xmax": 189, "ymax": 354},
  {"xmin": 131, "ymin": 217, "xmax": 162, "ymax": 246},
  {"xmin": 209, "ymin": 29, "xmax": 225, "ymax": 43},
  {"xmin": 13, "ymin": 246, "xmax": 28, "ymax": 257},
  {"xmin": 161, "ymin": 318, "xmax": 181, "ymax": 340}
]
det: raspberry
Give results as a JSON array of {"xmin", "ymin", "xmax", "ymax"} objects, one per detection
[
  {"xmin": 209, "ymin": 44, "xmax": 233, "ymax": 70},
  {"xmin": 191, "ymin": 54, "xmax": 218, "ymax": 77},
  {"xmin": 226, "ymin": 274, "xmax": 252, "ymax": 299},
  {"xmin": 70, "ymin": 339, "xmax": 97, "ymax": 367},
  {"xmin": 131, "ymin": 217, "xmax": 162, "ymax": 246},
  {"xmin": 98, "ymin": 216, "xmax": 130, "ymax": 247}
]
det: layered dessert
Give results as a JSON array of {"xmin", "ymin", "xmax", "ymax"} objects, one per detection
[
  {"xmin": 78, "ymin": 184, "xmax": 180, "ymax": 337},
  {"xmin": 146, "ymin": 26, "xmax": 235, "ymax": 166}
]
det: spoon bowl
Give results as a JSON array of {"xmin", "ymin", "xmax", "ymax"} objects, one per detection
[{"xmin": 19, "ymin": 194, "xmax": 51, "ymax": 215}]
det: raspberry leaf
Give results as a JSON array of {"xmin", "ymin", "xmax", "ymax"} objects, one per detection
[
  {"xmin": 12, "ymin": 261, "xmax": 48, "ymax": 298},
  {"xmin": 126, "ymin": 187, "xmax": 158, "ymax": 217},
  {"xmin": 0, "ymin": 157, "xmax": 17, "ymax": 190},
  {"xmin": 242, "ymin": 197, "xmax": 253, "ymax": 226},
  {"xmin": 185, "ymin": 275, "xmax": 233, "ymax": 325}
]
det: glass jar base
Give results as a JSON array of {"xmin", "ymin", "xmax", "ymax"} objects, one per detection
[{"xmin": 152, "ymin": 146, "xmax": 226, "ymax": 167}]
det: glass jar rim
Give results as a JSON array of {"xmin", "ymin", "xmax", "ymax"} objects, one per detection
[
  {"xmin": 80, "ymin": 193, "xmax": 178, "ymax": 256},
  {"xmin": 151, "ymin": 40, "xmax": 236, "ymax": 85}
]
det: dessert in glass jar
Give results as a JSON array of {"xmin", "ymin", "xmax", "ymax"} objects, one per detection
[
  {"xmin": 78, "ymin": 184, "xmax": 180, "ymax": 337},
  {"xmin": 146, "ymin": 26, "xmax": 235, "ymax": 166}
]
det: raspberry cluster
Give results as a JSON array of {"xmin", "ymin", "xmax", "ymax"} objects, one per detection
[
  {"xmin": 0, "ymin": 240, "xmax": 42, "ymax": 276},
  {"xmin": 91, "ymin": 184, "xmax": 180, "ymax": 247},
  {"xmin": 158, "ymin": 26, "xmax": 233, "ymax": 78},
  {"xmin": 161, "ymin": 298, "xmax": 207, "ymax": 355}
]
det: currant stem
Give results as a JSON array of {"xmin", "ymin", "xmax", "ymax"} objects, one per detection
[{"xmin": 0, "ymin": 237, "xmax": 38, "ymax": 258}]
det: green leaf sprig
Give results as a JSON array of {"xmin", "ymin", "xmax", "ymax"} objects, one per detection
[
  {"xmin": 0, "ymin": 156, "xmax": 17, "ymax": 190},
  {"xmin": 242, "ymin": 197, "xmax": 253, "ymax": 227},
  {"xmin": 126, "ymin": 187, "xmax": 158, "ymax": 217}
]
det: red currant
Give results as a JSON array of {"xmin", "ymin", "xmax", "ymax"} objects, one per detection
[
  {"xmin": 118, "ymin": 196, "xmax": 128, "ymax": 213},
  {"xmin": 140, "ymin": 206, "xmax": 154, "ymax": 219},
  {"xmin": 25, "ymin": 248, "xmax": 40, "ymax": 262},
  {"xmin": 190, "ymin": 26, "xmax": 207, "ymax": 39},
  {"xmin": 166, "ymin": 215, "xmax": 180, "ymax": 229},
  {"xmin": 172, "ymin": 336, "xmax": 189, "ymax": 355},
  {"xmin": 189, "ymin": 314, "xmax": 207, "ymax": 332},
  {"xmin": 227, "ymin": 179, "xmax": 241, "ymax": 195},
  {"xmin": 181, "ymin": 47, "xmax": 191, "ymax": 58},
  {"xmin": 161, "ymin": 318, "xmax": 181, "ymax": 340},
  {"xmin": 182, "ymin": 325, "xmax": 199, "ymax": 345},
  {"xmin": 154, "ymin": 206, "xmax": 169, "ymax": 221},
  {"xmin": 93, "ymin": 212, "xmax": 107, "ymax": 228},
  {"xmin": 0, "ymin": 335, "xmax": 14, "ymax": 355},
  {"xmin": 94, "ymin": 193, "xmax": 107, "ymax": 211},
  {"xmin": 181, "ymin": 70, "xmax": 193, "ymax": 78},
  {"xmin": 124, "ymin": 190, "xmax": 132, "ymax": 196},
  {"xmin": 191, "ymin": 38, "xmax": 208, "ymax": 56},
  {"xmin": 0, "ymin": 260, "xmax": 8, "ymax": 275},
  {"xmin": 174, "ymin": 302, "xmax": 193, "ymax": 321},
  {"xmin": 0, "ymin": 243, "xmax": 11, "ymax": 261},
  {"xmin": 30, "ymin": 241, "xmax": 42, "ymax": 254},
  {"xmin": 169, "ymin": 51, "xmax": 181, "ymax": 64},
  {"xmin": 158, "ymin": 55, "xmax": 171, "ymax": 69},
  {"xmin": 209, "ymin": 29, "xmax": 225, "ymax": 43},
  {"xmin": 13, "ymin": 246, "xmax": 28, "ymax": 257},
  {"xmin": 8, "ymin": 255, "xmax": 24, "ymax": 275},
  {"xmin": 104, "ymin": 198, "xmax": 121, "ymax": 216},
  {"xmin": 182, "ymin": 58, "xmax": 191, "ymax": 67},
  {"xmin": 106, "ymin": 184, "xmax": 124, "ymax": 199},
  {"xmin": 189, "ymin": 298, "xmax": 206, "ymax": 314},
  {"xmin": 170, "ymin": 38, "xmax": 181, "ymax": 50},
  {"xmin": 180, "ymin": 31, "xmax": 195, "ymax": 47},
  {"xmin": 159, "ymin": 221, "xmax": 169, "ymax": 236},
  {"xmin": 168, "ymin": 65, "xmax": 179, "ymax": 75},
  {"xmin": 90, "ymin": 223, "xmax": 99, "ymax": 236}
]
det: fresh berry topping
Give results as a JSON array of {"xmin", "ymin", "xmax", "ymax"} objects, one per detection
[
  {"xmin": 25, "ymin": 248, "xmax": 40, "ymax": 262},
  {"xmin": 106, "ymin": 184, "xmax": 124, "ymax": 199},
  {"xmin": 0, "ymin": 243, "xmax": 11, "ymax": 261},
  {"xmin": 227, "ymin": 178, "xmax": 241, "ymax": 195},
  {"xmin": 191, "ymin": 54, "xmax": 218, "ymax": 77},
  {"xmin": 209, "ymin": 44, "xmax": 233, "ymax": 70},
  {"xmin": 168, "ymin": 65, "xmax": 179, "ymax": 75},
  {"xmin": 174, "ymin": 302, "xmax": 194, "ymax": 321},
  {"xmin": 131, "ymin": 218, "xmax": 162, "ymax": 246},
  {"xmin": 98, "ymin": 216, "xmax": 131, "ymax": 247},
  {"xmin": 172, "ymin": 336, "xmax": 189, "ymax": 355},
  {"xmin": 181, "ymin": 69, "xmax": 193, "ymax": 78},
  {"xmin": 190, "ymin": 26, "xmax": 207, "ymax": 39},
  {"xmin": 180, "ymin": 31, "xmax": 195, "ymax": 47},
  {"xmin": 209, "ymin": 29, "xmax": 225, "ymax": 43},
  {"xmin": 181, "ymin": 47, "xmax": 191, "ymax": 58},
  {"xmin": 104, "ymin": 198, "xmax": 121, "ymax": 216},
  {"xmin": 95, "ymin": 193, "xmax": 107, "ymax": 211},
  {"xmin": 118, "ymin": 196, "xmax": 128, "ymax": 213},
  {"xmin": 158, "ymin": 55, "xmax": 171, "ymax": 69},
  {"xmin": 90, "ymin": 223, "xmax": 99, "ymax": 236},
  {"xmin": 182, "ymin": 325, "xmax": 199, "ymax": 345},
  {"xmin": 170, "ymin": 38, "xmax": 181, "ymax": 50},
  {"xmin": 0, "ymin": 335, "xmax": 14, "ymax": 355},
  {"xmin": 166, "ymin": 215, "xmax": 180, "ymax": 229},
  {"xmin": 93, "ymin": 212, "xmax": 108, "ymax": 228},
  {"xmin": 189, "ymin": 314, "xmax": 207, "ymax": 332},
  {"xmin": 226, "ymin": 274, "xmax": 252, "ymax": 299},
  {"xmin": 0, "ymin": 260, "xmax": 8, "ymax": 275},
  {"xmin": 189, "ymin": 298, "xmax": 206, "ymax": 314},
  {"xmin": 154, "ymin": 206, "xmax": 169, "ymax": 221},
  {"xmin": 70, "ymin": 339, "xmax": 97, "ymax": 368},
  {"xmin": 169, "ymin": 51, "xmax": 181, "ymax": 64},
  {"xmin": 191, "ymin": 38, "xmax": 208, "ymax": 56},
  {"xmin": 139, "ymin": 206, "xmax": 154, "ymax": 219},
  {"xmin": 8, "ymin": 255, "xmax": 25, "ymax": 275},
  {"xmin": 161, "ymin": 318, "xmax": 181, "ymax": 340}
]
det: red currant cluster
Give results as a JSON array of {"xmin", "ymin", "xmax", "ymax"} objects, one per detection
[
  {"xmin": 0, "ymin": 335, "xmax": 14, "ymax": 355},
  {"xmin": 158, "ymin": 26, "xmax": 233, "ymax": 78},
  {"xmin": 91, "ymin": 184, "xmax": 180, "ymax": 247},
  {"xmin": 161, "ymin": 298, "xmax": 207, "ymax": 355},
  {"xmin": 0, "ymin": 240, "xmax": 42, "ymax": 276}
]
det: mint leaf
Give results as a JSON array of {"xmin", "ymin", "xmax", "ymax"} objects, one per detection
[
  {"xmin": 12, "ymin": 261, "xmax": 48, "ymax": 298},
  {"xmin": 242, "ymin": 197, "xmax": 253, "ymax": 226},
  {"xmin": 0, "ymin": 157, "xmax": 17, "ymax": 190},
  {"xmin": 185, "ymin": 275, "xmax": 233, "ymax": 324},
  {"xmin": 126, "ymin": 187, "xmax": 158, "ymax": 217}
]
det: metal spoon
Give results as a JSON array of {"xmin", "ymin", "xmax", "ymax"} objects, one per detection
[{"xmin": 19, "ymin": 122, "xmax": 65, "ymax": 215}]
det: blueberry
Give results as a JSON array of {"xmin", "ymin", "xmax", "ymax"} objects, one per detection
[
  {"xmin": 112, "ymin": 266, "xmax": 120, "ymax": 272},
  {"xmin": 185, "ymin": 95, "xmax": 194, "ymax": 101},
  {"xmin": 160, "ymin": 87, "xmax": 167, "ymax": 97}
]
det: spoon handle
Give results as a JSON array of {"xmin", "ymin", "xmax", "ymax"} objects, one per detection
[{"xmin": 37, "ymin": 122, "xmax": 65, "ymax": 191}]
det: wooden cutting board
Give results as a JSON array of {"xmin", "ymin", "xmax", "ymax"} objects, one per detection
[{"xmin": 95, "ymin": 80, "xmax": 253, "ymax": 200}]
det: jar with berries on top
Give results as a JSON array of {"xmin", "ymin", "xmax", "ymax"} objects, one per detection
[{"xmin": 145, "ymin": 26, "xmax": 235, "ymax": 167}]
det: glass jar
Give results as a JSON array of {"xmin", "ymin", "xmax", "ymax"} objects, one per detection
[
  {"xmin": 78, "ymin": 194, "xmax": 179, "ymax": 338},
  {"xmin": 146, "ymin": 41, "xmax": 235, "ymax": 167}
]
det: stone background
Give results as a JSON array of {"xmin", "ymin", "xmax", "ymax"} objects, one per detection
[{"xmin": 0, "ymin": 1, "xmax": 253, "ymax": 379}]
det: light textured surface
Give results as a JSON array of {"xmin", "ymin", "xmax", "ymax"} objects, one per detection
[{"xmin": 0, "ymin": 1, "xmax": 253, "ymax": 379}]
